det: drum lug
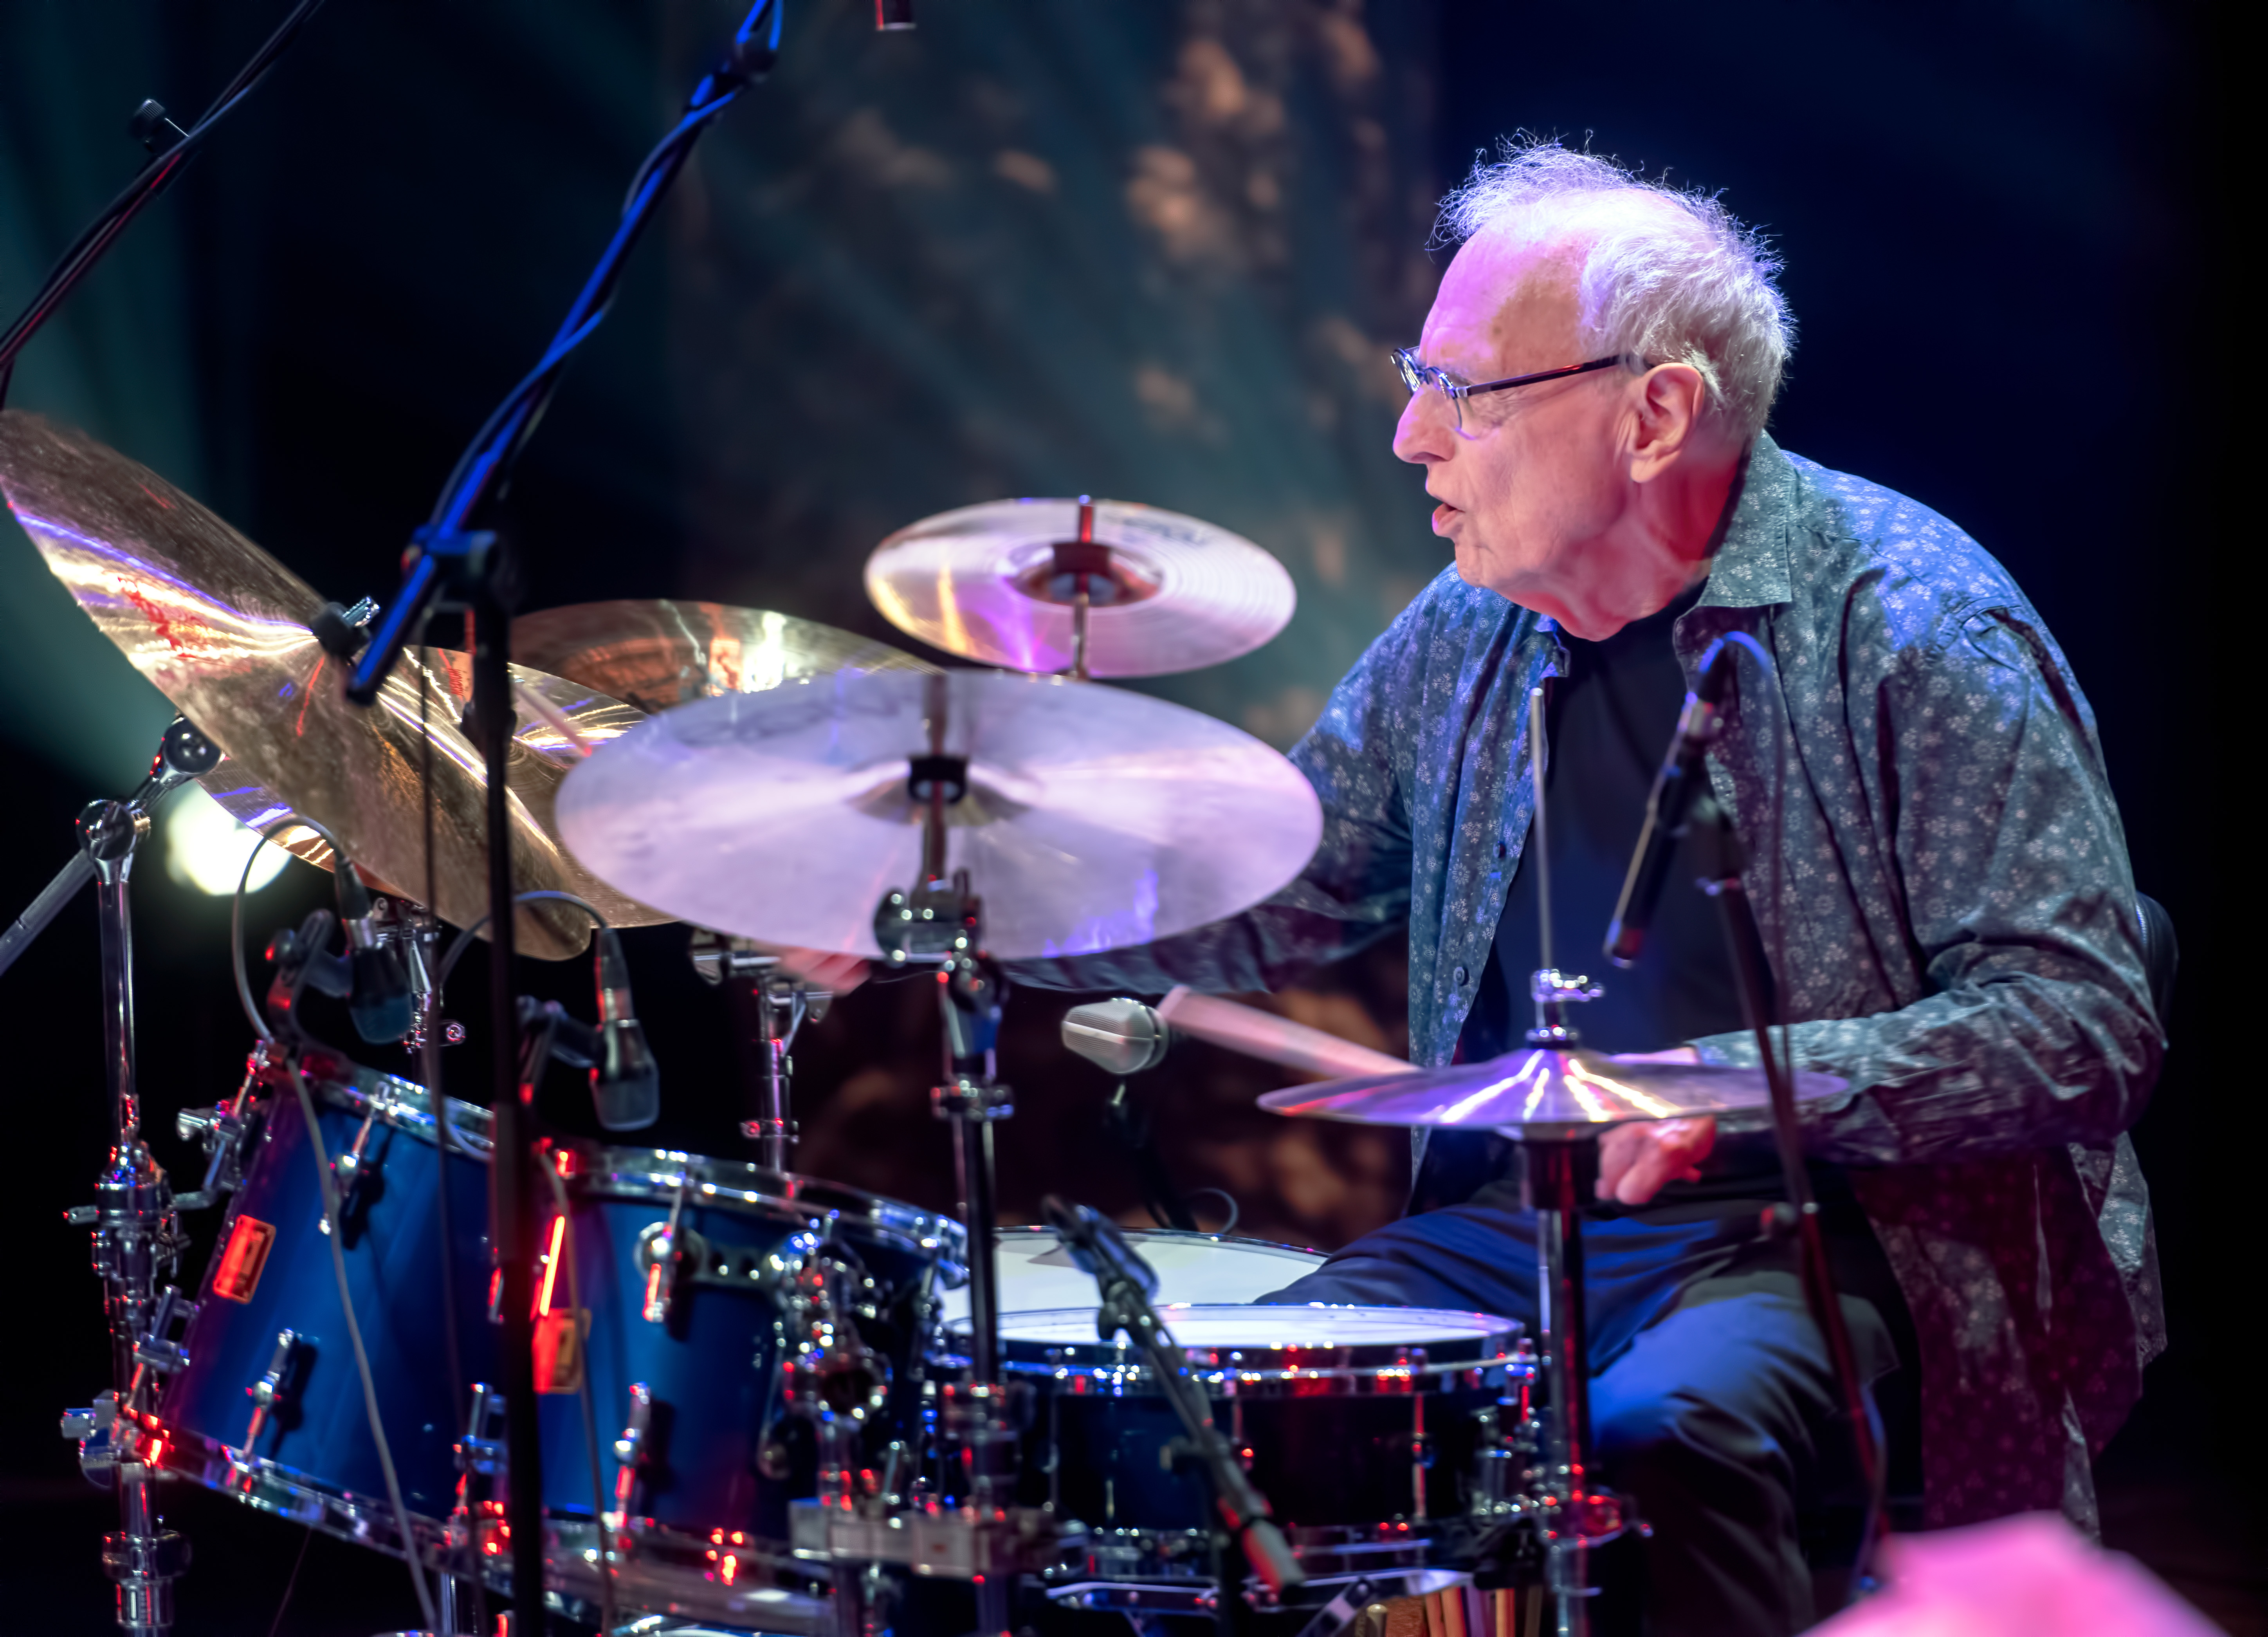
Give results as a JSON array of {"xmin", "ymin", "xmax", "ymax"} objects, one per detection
[
  {"xmin": 330, "ymin": 1109, "xmax": 381, "ymax": 1215},
  {"xmin": 61, "ymin": 1390, "xmax": 121, "ymax": 1486},
  {"xmin": 611, "ymin": 1381, "xmax": 663, "ymax": 1514},
  {"xmin": 458, "ymin": 1381, "xmax": 509, "ymax": 1475},
  {"xmin": 131, "ymin": 1285, "xmax": 199, "ymax": 1379},
  {"xmin": 240, "ymin": 1328, "xmax": 306, "ymax": 1449}
]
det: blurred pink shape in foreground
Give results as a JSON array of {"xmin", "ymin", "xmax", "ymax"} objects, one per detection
[{"xmin": 1813, "ymin": 1512, "xmax": 2222, "ymax": 1636}]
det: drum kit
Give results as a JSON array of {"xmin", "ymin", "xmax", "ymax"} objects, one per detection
[{"xmin": 0, "ymin": 410, "xmax": 1852, "ymax": 1637}]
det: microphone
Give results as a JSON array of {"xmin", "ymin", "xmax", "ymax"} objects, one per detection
[
  {"xmin": 1061, "ymin": 997, "xmax": 1169, "ymax": 1076},
  {"xmin": 1605, "ymin": 636, "xmax": 1740, "ymax": 967},
  {"xmin": 591, "ymin": 928, "xmax": 660, "ymax": 1130},
  {"xmin": 334, "ymin": 867, "xmax": 413, "ymax": 1043}
]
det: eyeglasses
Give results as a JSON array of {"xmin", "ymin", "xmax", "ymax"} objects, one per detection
[{"xmin": 1391, "ymin": 348, "xmax": 1628, "ymax": 434}]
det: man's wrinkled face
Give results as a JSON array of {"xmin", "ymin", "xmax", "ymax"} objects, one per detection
[{"xmin": 1392, "ymin": 235, "xmax": 1633, "ymax": 616}]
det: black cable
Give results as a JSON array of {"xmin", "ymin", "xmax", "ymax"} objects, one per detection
[
  {"xmin": 263, "ymin": 1522, "xmax": 315, "ymax": 1637},
  {"xmin": 419, "ymin": 0, "xmax": 782, "ymax": 532},
  {"xmin": 436, "ymin": 890, "xmax": 609, "ymax": 993},
  {"xmin": 0, "ymin": 0, "xmax": 334, "ymax": 404},
  {"xmin": 231, "ymin": 812, "xmax": 349, "ymax": 1040}
]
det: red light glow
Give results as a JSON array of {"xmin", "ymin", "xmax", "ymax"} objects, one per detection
[{"xmin": 537, "ymin": 1216, "xmax": 567, "ymax": 1317}]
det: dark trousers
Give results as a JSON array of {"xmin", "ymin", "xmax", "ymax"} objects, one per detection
[{"xmin": 1258, "ymin": 1192, "xmax": 1906, "ymax": 1637}]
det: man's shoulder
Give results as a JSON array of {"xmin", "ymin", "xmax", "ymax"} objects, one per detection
[{"xmin": 1772, "ymin": 446, "xmax": 2040, "ymax": 649}]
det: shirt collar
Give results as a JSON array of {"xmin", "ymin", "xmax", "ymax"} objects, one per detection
[{"xmin": 1694, "ymin": 433, "xmax": 1795, "ymax": 610}]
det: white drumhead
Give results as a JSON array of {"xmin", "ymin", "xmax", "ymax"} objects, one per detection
[
  {"xmin": 935, "ymin": 1227, "xmax": 1324, "ymax": 1326},
  {"xmin": 995, "ymin": 1303, "xmax": 1510, "ymax": 1349}
]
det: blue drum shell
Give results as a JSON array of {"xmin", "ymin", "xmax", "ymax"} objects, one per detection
[
  {"xmin": 157, "ymin": 1078, "xmax": 495, "ymax": 1521},
  {"xmin": 535, "ymin": 1150, "xmax": 962, "ymax": 1546}
]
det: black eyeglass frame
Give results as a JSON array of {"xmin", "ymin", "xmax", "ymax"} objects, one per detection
[{"xmin": 1391, "ymin": 348, "xmax": 1630, "ymax": 429}]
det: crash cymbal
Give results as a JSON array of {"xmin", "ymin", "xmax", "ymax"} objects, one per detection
[
  {"xmin": 864, "ymin": 497, "xmax": 1294, "ymax": 677},
  {"xmin": 0, "ymin": 409, "xmax": 663, "ymax": 957},
  {"xmin": 555, "ymin": 669, "xmax": 1323, "ymax": 960},
  {"xmin": 1258, "ymin": 1047, "xmax": 1848, "ymax": 1141},
  {"xmin": 513, "ymin": 598, "xmax": 935, "ymax": 715}
]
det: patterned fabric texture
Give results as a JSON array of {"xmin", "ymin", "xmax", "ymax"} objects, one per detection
[{"xmin": 1015, "ymin": 435, "xmax": 2166, "ymax": 1529}]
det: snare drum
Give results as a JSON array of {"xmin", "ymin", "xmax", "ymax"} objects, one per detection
[
  {"xmin": 975, "ymin": 1304, "xmax": 1530, "ymax": 1581},
  {"xmin": 936, "ymin": 1227, "xmax": 1326, "ymax": 1327}
]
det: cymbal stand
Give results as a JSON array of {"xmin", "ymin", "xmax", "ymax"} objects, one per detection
[
  {"xmin": 1511, "ymin": 689, "xmax": 1631, "ymax": 1637},
  {"xmin": 861, "ymin": 675, "xmax": 1056, "ymax": 1637},
  {"xmin": 690, "ymin": 934, "xmax": 828, "ymax": 1172},
  {"xmin": 42, "ymin": 718, "xmax": 222, "ymax": 1636}
]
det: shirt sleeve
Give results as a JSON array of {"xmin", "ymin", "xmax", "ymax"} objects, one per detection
[
  {"xmin": 1007, "ymin": 612, "xmax": 1419, "ymax": 998},
  {"xmin": 1687, "ymin": 606, "xmax": 2163, "ymax": 1165}
]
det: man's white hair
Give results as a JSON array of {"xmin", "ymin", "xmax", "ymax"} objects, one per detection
[{"xmin": 1436, "ymin": 139, "xmax": 1793, "ymax": 440}]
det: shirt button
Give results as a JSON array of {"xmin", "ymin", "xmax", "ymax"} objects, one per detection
[{"xmin": 1453, "ymin": 965, "xmax": 1469, "ymax": 985}]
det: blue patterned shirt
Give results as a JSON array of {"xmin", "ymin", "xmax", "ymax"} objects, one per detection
[{"xmin": 1016, "ymin": 435, "xmax": 2165, "ymax": 1528}]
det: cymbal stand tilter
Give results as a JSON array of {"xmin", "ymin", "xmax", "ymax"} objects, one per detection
[
  {"xmin": 23, "ymin": 718, "xmax": 224, "ymax": 1637},
  {"xmin": 690, "ymin": 933, "xmax": 829, "ymax": 1172}
]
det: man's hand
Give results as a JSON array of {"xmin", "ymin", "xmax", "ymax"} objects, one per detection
[
  {"xmin": 770, "ymin": 947, "xmax": 873, "ymax": 994},
  {"xmin": 1597, "ymin": 1047, "xmax": 1714, "ymax": 1205}
]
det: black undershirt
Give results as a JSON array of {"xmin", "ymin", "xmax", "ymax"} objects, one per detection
[
  {"xmin": 1436, "ymin": 582, "xmax": 1826, "ymax": 1215},
  {"xmin": 1461, "ymin": 582, "xmax": 1741, "ymax": 1061}
]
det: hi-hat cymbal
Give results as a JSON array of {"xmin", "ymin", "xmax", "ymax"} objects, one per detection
[
  {"xmin": 1259, "ymin": 1047, "xmax": 1848, "ymax": 1141},
  {"xmin": 864, "ymin": 497, "xmax": 1294, "ymax": 677},
  {"xmin": 513, "ymin": 599, "xmax": 934, "ymax": 714},
  {"xmin": 555, "ymin": 669, "xmax": 1323, "ymax": 960},
  {"xmin": 0, "ymin": 409, "xmax": 664, "ymax": 958}
]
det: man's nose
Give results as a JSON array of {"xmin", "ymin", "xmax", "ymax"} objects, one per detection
[{"xmin": 1393, "ymin": 392, "xmax": 1451, "ymax": 465}]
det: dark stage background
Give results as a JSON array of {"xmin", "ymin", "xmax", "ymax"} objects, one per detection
[{"xmin": 0, "ymin": 0, "xmax": 2247, "ymax": 1631}]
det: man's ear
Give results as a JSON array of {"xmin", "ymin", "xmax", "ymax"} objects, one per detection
[{"xmin": 1626, "ymin": 363, "xmax": 1710, "ymax": 483}]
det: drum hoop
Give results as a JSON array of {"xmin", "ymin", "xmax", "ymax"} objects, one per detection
[
  {"xmin": 989, "ymin": 1225, "xmax": 1328, "ymax": 1265},
  {"xmin": 575, "ymin": 1157, "xmax": 966, "ymax": 1261},
  {"xmin": 301, "ymin": 1062, "xmax": 964, "ymax": 1262},
  {"xmin": 948, "ymin": 1305, "xmax": 1530, "ymax": 1391},
  {"xmin": 141, "ymin": 1420, "xmax": 826, "ymax": 1628}
]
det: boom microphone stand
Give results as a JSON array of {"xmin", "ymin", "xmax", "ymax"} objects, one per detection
[
  {"xmin": 1604, "ymin": 635, "xmax": 1885, "ymax": 1588},
  {"xmin": 336, "ymin": 7, "xmax": 786, "ymax": 1629}
]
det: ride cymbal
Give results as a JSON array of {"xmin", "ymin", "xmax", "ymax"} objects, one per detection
[
  {"xmin": 864, "ymin": 497, "xmax": 1294, "ymax": 677},
  {"xmin": 513, "ymin": 598, "xmax": 934, "ymax": 714},
  {"xmin": 1258, "ymin": 1047, "xmax": 1847, "ymax": 1140},
  {"xmin": 0, "ymin": 409, "xmax": 662, "ymax": 957},
  {"xmin": 555, "ymin": 669, "xmax": 1323, "ymax": 961}
]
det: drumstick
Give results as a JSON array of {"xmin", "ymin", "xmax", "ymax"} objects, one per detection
[{"xmin": 1157, "ymin": 987, "xmax": 1416, "ymax": 1081}]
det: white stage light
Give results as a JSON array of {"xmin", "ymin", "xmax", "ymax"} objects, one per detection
[{"xmin": 164, "ymin": 787, "xmax": 291, "ymax": 895}]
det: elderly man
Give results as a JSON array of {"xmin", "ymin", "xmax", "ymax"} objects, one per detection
[{"xmin": 800, "ymin": 142, "xmax": 2164, "ymax": 1633}]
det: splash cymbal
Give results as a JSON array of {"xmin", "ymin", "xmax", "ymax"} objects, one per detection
[
  {"xmin": 1258, "ymin": 1047, "xmax": 1848, "ymax": 1141},
  {"xmin": 555, "ymin": 668, "xmax": 1323, "ymax": 960},
  {"xmin": 864, "ymin": 497, "xmax": 1294, "ymax": 677},
  {"xmin": 513, "ymin": 598, "xmax": 935, "ymax": 714},
  {"xmin": 0, "ymin": 409, "xmax": 663, "ymax": 957}
]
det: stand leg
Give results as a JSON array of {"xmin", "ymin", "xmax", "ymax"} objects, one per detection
[
  {"xmin": 1523, "ymin": 1141, "xmax": 1592, "ymax": 1637},
  {"xmin": 473, "ymin": 592, "xmax": 548, "ymax": 1637},
  {"xmin": 79, "ymin": 801, "xmax": 191, "ymax": 1635}
]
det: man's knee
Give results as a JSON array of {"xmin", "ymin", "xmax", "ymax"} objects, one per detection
[{"xmin": 1594, "ymin": 1386, "xmax": 1797, "ymax": 1499}]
